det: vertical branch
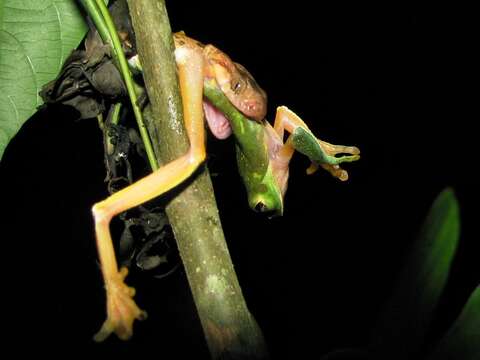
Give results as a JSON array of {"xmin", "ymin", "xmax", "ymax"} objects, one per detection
[{"xmin": 126, "ymin": 1, "xmax": 269, "ymax": 359}]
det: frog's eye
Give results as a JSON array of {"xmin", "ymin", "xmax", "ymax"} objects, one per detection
[{"xmin": 231, "ymin": 81, "xmax": 242, "ymax": 93}]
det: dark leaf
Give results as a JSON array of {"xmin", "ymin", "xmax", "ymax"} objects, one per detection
[
  {"xmin": 427, "ymin": 285, "xmax": 480, "ymax": 360},
  {"xmin": 370, "ymin": 188, "xmax": 460, "ymax": 358}
]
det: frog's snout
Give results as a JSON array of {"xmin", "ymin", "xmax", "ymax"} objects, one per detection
[
  {"xmin": 253, "ymin": 201, "xmax": 281, "ymax": 218},
  {"xmin": 241, "ymin": 99, "xmax": 266, "ymax": 122},
  {"xmin": 254, "ymin": 202, "xmax": 268, "ymax": 212}
]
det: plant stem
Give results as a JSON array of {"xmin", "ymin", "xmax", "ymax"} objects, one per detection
[
  {"xmin": 110, "ymin": 102, "xmax": 122, "ymax": 125},
  {"xmin": 78, "ymin": 0, "xmax": 111, "ymax": 47},
  {"xmin": 126, "ymin": 1, "xmax": 270, "ymax": 359},
  {"xmin": 78, "ymin": 0, "xmax": 158, "ymax": 171}
]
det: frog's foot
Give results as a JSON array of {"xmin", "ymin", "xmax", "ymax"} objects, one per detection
[
  {"xmin": 291, "ymin": 126, "xmax": 360, "ymax": 181},
  {"xmin": 306, "ymin": 140, "xmax": 360, "ymax": 180},
  {"xmin": 94, "ymin": 267, "xmax": 147, "ymax": 342}
]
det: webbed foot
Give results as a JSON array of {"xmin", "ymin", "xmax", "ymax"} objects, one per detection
[
  {"xmin": 94, "ymin": 267, "xmax": 147, "ymax": 342},
  {"xmin": 291, "ymin": 127, "xmax": 360, "ymax": 181},
  {"xmin": 306, "ymin": 140, "xmax": 360, "ymax": 181}
]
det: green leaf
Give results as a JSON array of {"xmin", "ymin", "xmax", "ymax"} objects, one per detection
[
  {"xmin": 0, "ymin": 0, "xmax": 88, "ymax": 160},
  {"xmin": 370, "ymin": 188, "xmax": 460, "ymax": 359},
  {"xmin": 428, "ymin": 285, "xmax": 480, "ymax": 360}
]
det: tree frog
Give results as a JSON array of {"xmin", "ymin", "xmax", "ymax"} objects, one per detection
[{"xmin": 92, "ymin": 32, "xmax": 360, "ymax": 341}]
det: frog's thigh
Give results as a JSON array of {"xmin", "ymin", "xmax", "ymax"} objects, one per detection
[
  {"xmin": 94, "ymin": 45, "xmax": 206, "ymax": 221},
  {"xmin": 273, "ymin": 106, "xmax": 311, "ymax": 137}
]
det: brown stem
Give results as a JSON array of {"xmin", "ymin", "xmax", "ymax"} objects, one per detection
[{"xmin": 125, "ymin": 1, "xmax": 270, "ymax": 358}]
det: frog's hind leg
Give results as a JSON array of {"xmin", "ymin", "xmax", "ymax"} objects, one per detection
[
  {"xmin": 272, "ymin": 106, "xmax": 360, "ymax": 181},
  {"xmin": 92, "ymin": 45, "xmax": 206, "ymax": 342}
]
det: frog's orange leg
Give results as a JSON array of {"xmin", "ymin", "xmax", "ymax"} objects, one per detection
[
  {"xmin": 272, "ymin": 106, "xmax": 360, "ymax": 181},
  {"xmin": 92, "ymin": 46, "xmax": 206, "ymax": 342}
]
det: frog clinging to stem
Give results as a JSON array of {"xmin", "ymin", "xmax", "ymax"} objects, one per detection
[{"xmin": 92, "ymin": 31, "xmax": 360, "ymax": 341}]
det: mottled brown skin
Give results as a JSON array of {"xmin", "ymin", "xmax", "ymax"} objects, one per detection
[{"xmin": 173, "ymin": 32, "xmax": 267, "ymax": 122}]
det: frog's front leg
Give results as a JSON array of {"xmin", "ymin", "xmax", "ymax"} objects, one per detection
[
  {"xmin": 273, "ymin": 106, "xmax": 360, "ymax": 181},
  {"xmin": 92, "ymin": 45, "xmax": 206, "ymax": 342}
]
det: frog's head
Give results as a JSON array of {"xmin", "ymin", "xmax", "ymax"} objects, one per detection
[
  {"xmin": 246, "ymin": 177, "xmax": 284, "ymax": 217},
  {"xmin": 235, "ymin": 141, "xmax": 285, "ymax": 218},
  {"xmin": 204, "ymin": 45, "xmax": 267, "ymax": 122}
]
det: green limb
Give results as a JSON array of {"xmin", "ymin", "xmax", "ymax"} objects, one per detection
[
  {"xmin": 292, "ymin": 127, "xmax": 360, "ymax": 165},
  {"xmin": 291, "ymin": 127, "xmax": 360, "ymax": 181}
]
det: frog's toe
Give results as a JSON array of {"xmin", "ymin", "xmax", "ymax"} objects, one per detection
[
  {"xmin": 341, "ymin": 145, "xmax": 360, "ymax": 156},
  {"xmin": 94, "ymin": 267, "xmax": 147, "ymax": 342},
  {"xmin": 306, "ymin": 162, "xmax": 319, "ymax": 175},
  {"xmin": 306, "ymin": 161, "xmax": 350, "ymax": 181},
  {"xmin": 321, "ymin": 163, "xmax": 349, "ymax": 181},
  {"xmin": 334, "ymin": 153, "xmax": 361, "ymax": 164},
  {"xmin": 319, "ymin": 140, "xmax": 360, "ymax": 156},
  {"xmin": 322, "ymin": 142, "xmax": 360, "ymax": 163}
]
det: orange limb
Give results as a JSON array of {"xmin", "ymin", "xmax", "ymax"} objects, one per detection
[{"xmin": 92, "ymin": 45, "xmax": 206, "ymax": 341}]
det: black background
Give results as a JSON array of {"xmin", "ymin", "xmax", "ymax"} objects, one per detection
[{"xmin": 0, "ymin": 1, "xmax": 477, "ymax": 358}]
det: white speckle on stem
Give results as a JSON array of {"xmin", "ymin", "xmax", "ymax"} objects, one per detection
[
  {"xmin": 167, "ymin": 95, "xmax": 181, "ymax": 133},
  {"xmin": 206, "ymin": 274, "xmax": 228, "ymax": 298}
]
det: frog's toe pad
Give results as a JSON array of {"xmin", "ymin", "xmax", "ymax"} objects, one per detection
[
  {"xmin": 322, "ymin": 163, "xmax": 349, "ymax": 181},
  {"xmin": 94, "ymin": 267, "xmax": 147, "ymax": 342},
  {"xmin": 306, "ymin": 162, "xmax": 319, "ymax": 175},
  {"xmin": 307, "ymin": 162, "xmax": 349, "ymax": 181},
  {"xmin": 340, "ymin": 145, "xmax": 360, "ymax": 156}
]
